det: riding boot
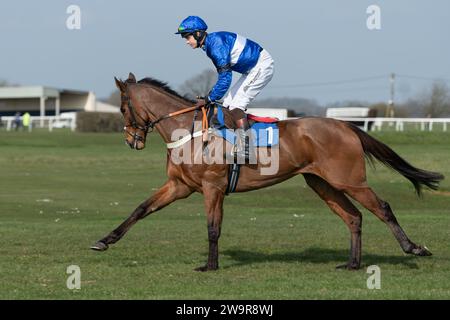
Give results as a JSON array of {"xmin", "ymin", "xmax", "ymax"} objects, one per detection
[{"xmin": 231, "ymin": 109, "xmax": 250, "ymax": 162}]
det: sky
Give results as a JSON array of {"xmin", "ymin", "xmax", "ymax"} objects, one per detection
[{"xmin": 1, "ymin": 0, "xmax": 449, "ymax": 105}]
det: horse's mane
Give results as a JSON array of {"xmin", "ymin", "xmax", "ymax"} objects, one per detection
[{"xmin": 135, "ymin": 77, "xmax": 195, "ymax": 104}]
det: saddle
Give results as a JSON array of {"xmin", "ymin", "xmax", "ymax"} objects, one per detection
[
  {"xmin": 202, "ymin": 104, "xmax": 280, "ymax": 195},
  {"xmin": 206, "ymin": 104, "xmax": 280, "ymax": 148}
]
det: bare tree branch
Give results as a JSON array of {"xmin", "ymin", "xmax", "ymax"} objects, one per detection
[
  {"xmin": 107, "ymin": 90, "xmax": 121, "ymax": 107},
  {"xmin": 423, "ymin": 81, "xmax": 450, "ymax": 117},
  {"xmin": 178, "ymin": 69, "xmax": 217, "ymax": 99}
]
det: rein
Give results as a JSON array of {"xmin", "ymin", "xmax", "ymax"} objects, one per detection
[{"xmin": 123, "ymin": 89, "xmax": 209, "ymax": 145}]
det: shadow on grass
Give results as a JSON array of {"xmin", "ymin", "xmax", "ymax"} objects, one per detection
[{"xmin": 222, "ymin": 247, "xmax": 420, "ymax": 269}]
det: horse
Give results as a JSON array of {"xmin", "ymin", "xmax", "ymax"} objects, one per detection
[{"xmin": 91, "ymin": 72, "xmax": 444, "ymax": 271}]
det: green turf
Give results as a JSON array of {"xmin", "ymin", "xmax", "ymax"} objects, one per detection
[{"xmin": 0, "ymin": 129, "xmax": 449, "ymax": 299}]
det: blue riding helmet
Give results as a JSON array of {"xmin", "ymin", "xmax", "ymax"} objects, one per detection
[{"xmin": 175, "ymin": 16, "xmax": 208, "ymax": 34}]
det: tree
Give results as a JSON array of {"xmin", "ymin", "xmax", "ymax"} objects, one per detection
[
  {"xmin": 423, "ymin": 81, "xmax": 450, "ymax": 117},
  {"xmin": 368, "ymin": 102, "xmax": 387, "ymax": 117},
  {"xmin": 252, "ymin": 97, "xmax": 324, "ymax": 116},
  {"xmin": 0, "ymin": 79, "xmax": 20, "ymax": 87},
  {"xmin": 178, "ymin": 69, "xmax": 217, "ymax": 100},
  {"xmin": 107, "ymin": 90, "xmax": 121, "ymax": 107},
  {"xmin": 396, "ymin": 99, "xmax": 422, "ymax": 117}
]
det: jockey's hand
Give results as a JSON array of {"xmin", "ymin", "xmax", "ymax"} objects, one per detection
[{"xmin": 195, "ymin": 96, "xmax": 210, "ymax": 108}]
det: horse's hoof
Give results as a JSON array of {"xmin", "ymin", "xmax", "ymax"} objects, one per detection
[
  {"xmin": 412, "ymin": 245, "xmax": 432, "ymax": 256},
  {"xmin": 90, "ymin": 241, "xmax": 109, "ymax": 251},
  {"xmin": 194, "ymin": 265, "xmax": 218, "ymax": 272},
  {"xmin": 336, "ymin": 263, "xmax": 360, "ymax": 270}
]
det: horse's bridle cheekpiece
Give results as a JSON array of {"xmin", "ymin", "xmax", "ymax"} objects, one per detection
[{"xmin": 122, "ymin": 91, "xmax": 153, "ymax": 146}]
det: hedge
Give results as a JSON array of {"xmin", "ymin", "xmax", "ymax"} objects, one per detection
[{"xmin": 76, "ymin": 112, "xmax": 124, "ymax": 132}]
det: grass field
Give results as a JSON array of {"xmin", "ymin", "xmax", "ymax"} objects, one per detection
[{"xmin": 0, "ymin": 129, "xmax": 449, "ymax": 299}]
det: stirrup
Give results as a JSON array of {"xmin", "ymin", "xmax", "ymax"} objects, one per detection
[{"xmin": 234, "ymin": 134, "xmax": 250, "ymax": 161}]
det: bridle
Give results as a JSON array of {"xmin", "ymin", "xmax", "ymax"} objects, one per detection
[
  {"xmin": 122, "ymin": 92, "xmax": 152, "ymax": 146},
  {"xmin": 122, "ymin": 88, "xmax": 209, "ymax": 148}
]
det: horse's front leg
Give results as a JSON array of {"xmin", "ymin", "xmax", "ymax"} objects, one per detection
[
  {"xmin": 195, "ymin": 183, "xmax": 225, "ymax": 272},
  {"xmin": 91, "ymin": 179, "xmax": 193, "ymax": 251}
]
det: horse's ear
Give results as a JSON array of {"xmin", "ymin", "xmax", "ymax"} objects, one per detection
[
  {"xmin": 128, "ymin": 72, "xmax": 137, "ymax": 83},
  {"xmin": 114, "ymin": 77, "xmax": 126, "ymax": 92}
]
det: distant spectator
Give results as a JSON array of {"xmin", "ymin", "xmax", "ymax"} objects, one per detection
[
  {"xmin": 22, "ymin": 112, "xmax": 31, "ymax": 131},
  {"xmin": 14, "ymin": 112, "xmax": 21, "ymax": 131}
]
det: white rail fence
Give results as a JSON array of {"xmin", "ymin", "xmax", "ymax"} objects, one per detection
[
  {"xmin": 0, "ymin": 114, "xmax": 76, "ymax": 132},
  {"xmin": 1, "ymin": 114, "xmax": 450, "ymax": 133},
  {"xmin": 326, "ymin": 117, "xmax": 450, "ymax": 132}
]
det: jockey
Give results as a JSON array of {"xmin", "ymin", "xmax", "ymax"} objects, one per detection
[{"xmin": 176, "ymin": 15, "xmax": 275, "ymax": 160}]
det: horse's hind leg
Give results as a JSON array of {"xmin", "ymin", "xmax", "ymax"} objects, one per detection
[
  {"xmin": 344, "ymin": 187, "xmax": 432, "ymax": 256},
  {"xmin": 304, "ymin": 174, "xmax": 363, "ymax": 270}
]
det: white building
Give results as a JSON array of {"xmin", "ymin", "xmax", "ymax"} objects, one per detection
[{"xmin": 0, "ymin": 86, "xmax": 119, "ymax": 126}]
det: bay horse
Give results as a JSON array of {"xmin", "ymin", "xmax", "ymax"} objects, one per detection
[{"xmin": 91, "ymin": 72, "xmax": 444, "ymax": 271}]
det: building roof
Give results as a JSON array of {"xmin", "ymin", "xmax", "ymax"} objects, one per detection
[
  {"xmin": 0, "ymin": 86, "xmax": 119, "ymax": 114},
  {"xmin": 0, "ymin": 86, "xmax": 89, "ymax": 99}
]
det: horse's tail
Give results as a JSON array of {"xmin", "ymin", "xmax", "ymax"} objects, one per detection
[{"xmin": 345, "ymin": 122, "xmax": 444, "ymax": 196}]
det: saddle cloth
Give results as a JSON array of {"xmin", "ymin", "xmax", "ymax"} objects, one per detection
[{"xmin": 212, "ymin": 105, "xmax": 279, "ymax": 147}]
